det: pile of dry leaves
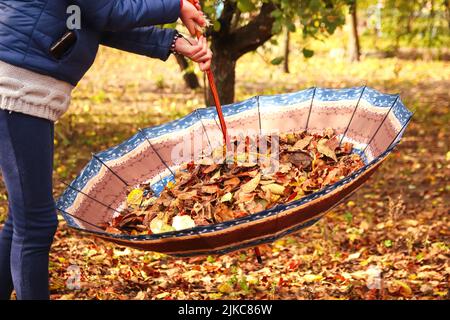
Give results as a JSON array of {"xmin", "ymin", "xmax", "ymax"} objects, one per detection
[{"xmin": 104, "ymin": 129, "xmax": 364, "ymax": 235}]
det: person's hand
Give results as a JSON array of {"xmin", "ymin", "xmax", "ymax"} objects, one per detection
[
  {"xmin": 180, "ymin": 0, "xmax": 206, "ymax": 36},
  {"xmin": 174, "ymin": 36, "xmax": 212, "ymax": 71}
]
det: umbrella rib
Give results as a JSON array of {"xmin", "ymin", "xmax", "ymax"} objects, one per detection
[
  {"xmin": 256, "ymin": 95, "xmax": 262, "ymax": 137},
  {"xmin": 385, "ymin": 112, "xmax": 414, "ymax": 151},
  {"xmin": 304, "ymin": 87, "xmax": 316, "ymax": 132},
  {"xmin": 370, "ymin": 112, "xmax": 413, "ymax": 159},
  {"xmin": 57, "ymin": 206, "xmax": 106, "ymax": 231},
  {"xmin": 137, "ymin": 129, "xmax": 175, "ymax": 177},
  {"xmin": 92, "ymin": 154, "xmax": 129, "ymax": 186},
  {"xmin": 362, "ymin": 95, "xmax": 399, "ymax": 155},
  {"xmin": 60, "ymin": 180, "xmax": 123, "ymax": 215},
  {"xmin": 194, "ymin": 109, "xmax": 213, "ymax": 154},
  {"xmin": 339, "ymin": 85, "xmax": 367, "ymax": 146},
  {"xmin": 213, "ymin": 116, "xmax": 222, "ymax": 132}
]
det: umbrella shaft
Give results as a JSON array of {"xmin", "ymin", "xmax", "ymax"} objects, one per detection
[
  {"xmin": 206, "ymin": 70, "xmax": 230, "ymax": 147},
  {"xmin": 188, "ymin": 0, "xmax": 231, "ymax": 149}
]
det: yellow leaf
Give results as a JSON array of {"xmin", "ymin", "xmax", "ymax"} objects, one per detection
[
  {"xmin": 150, "ymin": 218, "xmax": 175, "ymax": 234},
  {"xmin": 261, "ymin": 183, "xmax": 285, "ymax": 195},
  {"xmin": 221, "ymin": 192, "xmax": 233, "ymax": 202},
  {"xmin": 155, "ymin": 292, "xmax": 170, "ymax": 299},
  {"xmin": 434, "ymin": 290, "xmax": 448, "ymax": 297},
  {"xmin": 134, "ymin": 291, "xmax": 146, "ymax": 300},
  {"xmin": 166, "ymin": 181, "xmax": 176, "ymax": 189},
  {"xmin": 270, "ymin": 194, "xmax": 281, "ymax": 202},
  {"xmin": 359, "ymin": 220, "xmax": 370, "ymax": 231},
  {"xmin": 347, "ymin": 200, "xmax": 356, "ymax": 207},
  {"xmin": 359, "ymin": 259, "xmax": 370, "ymax": 266},
  {"xmin": 210, "ymin": 169, "xmax": 221, "ymax": 181},
  {"xmin": 303, "ymin": 274, "xmax": 323, "ymax": 283},
  {"xmin": 289, "ymin": 136, "xmax": 313, "ymax": 151},
  {"xmin": 127, "ymin": 188, "xmax": 143, "ymax": 206},
  {"xmin": 394, "ymin": 280, "xmax": 413, "ymax": 297},
  {"xmin": 241, "ymin": 172, "xmax": 261, "ymax": 193},
  {"xmin": 218, "ymin": 282, "xmax": 233, "ymax": 294},
  {"xmin": 209, "ymin": 293, "xmax": 223, "ymax": 299},
  {"xmin": 140, "ymin": 197, "xmax": 156, "ymax": 208}
]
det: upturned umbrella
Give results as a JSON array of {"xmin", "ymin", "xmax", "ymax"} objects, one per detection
[{"xmin": 57, "ymin": 86, "xmax": 412, "ymax": 257}]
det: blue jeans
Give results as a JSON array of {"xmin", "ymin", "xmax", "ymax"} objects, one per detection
[{"xmin": 0, "ymin": 110, "xmax": 58, "ymax": 300}]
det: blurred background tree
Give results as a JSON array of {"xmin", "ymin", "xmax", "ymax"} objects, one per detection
[
  {"xmin": 347, "ymin": 0, "xmax": 361, "ymax": 61},
  {"xmin": 200, "ymin": 0, "xmax": 352, "ymax": 104},
  {"xmin": 360, "ymin": 0, "xmax": 449, "ymax": 55},
  {"xmin": 170, "ymin": 0, "xmax": 449, "ymax": 105}
]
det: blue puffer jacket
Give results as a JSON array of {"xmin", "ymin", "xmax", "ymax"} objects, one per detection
[{"xmin": 0, "ymin": 0, "xmax": 181, "ymax": 86}]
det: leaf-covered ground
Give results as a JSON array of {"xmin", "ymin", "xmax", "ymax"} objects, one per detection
[{"xmin": 0, "ymin": 45, "xmax": 448, "ymax": 300}]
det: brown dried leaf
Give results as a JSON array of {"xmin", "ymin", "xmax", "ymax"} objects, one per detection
[
  {"xmin": 289, "ymin": 136, "xmax": 313, "ymax": 151},
  {"xmin": 223, "ymin": 177, "xmax": 241, "ymax": 188},
  {"xmin": 201, "ymin": 185, "xmax": 219, "ymax": 194},
  {"xmin": 317, "ymin": 139, "xmax": 338, "ymax": 162},
  {"xmin": 286, "ymin": 151, "xmax": 312, "ymax": 169}
]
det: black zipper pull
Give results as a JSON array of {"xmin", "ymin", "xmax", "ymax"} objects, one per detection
[{"xmin": 49, "ymin": 30, "xmax": 77, "ymax": 60}]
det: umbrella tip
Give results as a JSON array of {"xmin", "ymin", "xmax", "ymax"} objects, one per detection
[{"xmin": 254, "ymin": 247, "xmax": 263, "ymax": 264}]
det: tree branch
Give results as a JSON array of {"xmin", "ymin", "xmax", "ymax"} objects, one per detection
[
  {"xmin": 215, "ymin": 1, "xmax": 237, "ymax": 36},
  {"xmin": 226, "ymin": 3, "xmax": 277, "ymax": 59}
]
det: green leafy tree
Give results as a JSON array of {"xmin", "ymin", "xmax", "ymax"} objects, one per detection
[
  {"xmin": 199, "ymin": 0, "xmax": 353, "ymax": 105},
  {"xmin": 365, "ymin": 0, "xmax": 450, "ymax": 52}
]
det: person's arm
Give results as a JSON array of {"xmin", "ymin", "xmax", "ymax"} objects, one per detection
[
  {"xmin": 100, "ymin": 27, "xmax": 176, "ymax": 61},
  {"xmin": 75, "ymin": 0, "xmax": 182, "ymax": 31},
  {"xmin": 101, "ymin": 28, "xmax": 213, "ymax": 70}
]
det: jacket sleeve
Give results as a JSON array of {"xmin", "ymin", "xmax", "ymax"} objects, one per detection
[
  {"xmin": 100, "ymin": 27, "xmax": 176, "ymax": 61},
  {"xmin": 75, "ymin": 0, "xmax": 181, "ymax": 31}
]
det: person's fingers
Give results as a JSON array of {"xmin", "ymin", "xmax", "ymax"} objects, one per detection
[
  {"xmin": 198, "ymin": 50, "xmax": 212, "ymax": 71},
  {"xmin": 199, "ymin": 59, "xmax": 211, "ymax": 71},
  {"xmin": 196, "ymin": 55, "xmax": 210, "ymax": 63},
  {"xmin": 185, "ymin": 37, "xmax": 203, "ymax": 56},
  {"xmin": 190, "ymin": 38, "xmax": 208, "ymax": 61},
  {"xmin": 184, "ymin": 20, "xmax": 197, "ymax": 36},
  {"xmin": 197, "ymin": 49, "xmax": 212, "ymax": 63},
  {"xmin": 193, "ymin": 12, "xmax": 206, "ymax": 27},
  {"xmin": 186, "ymin": 37, "xmax": 199, "ymax": 46}
]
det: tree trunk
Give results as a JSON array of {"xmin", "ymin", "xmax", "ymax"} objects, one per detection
[
  {"xmin": 175, "ymin": 55, "xmax": 200, "ymax": 89},
  {"xmin": 208, "ymin": 51, "xmax": 236, "ymax": 106},
  {"xmin": 283, "ymin": 29, "xmax": 291, "ymax": 73},
  {"xmin": 206, "ymin": 41, "xmax": 236, "ymax": 106},
  {"xmin": 348, "ymin": 3, "xmax": 361, "ymax": 62}
]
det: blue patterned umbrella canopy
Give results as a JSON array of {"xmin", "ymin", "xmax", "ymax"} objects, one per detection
[{"xmin": 57, "ymin": 86, "xmax": 412, "ymax": 257}]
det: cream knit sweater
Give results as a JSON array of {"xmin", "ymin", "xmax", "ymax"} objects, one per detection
[{"xmin": 0, "ymin": 60, "xmax": 73, "ymax": 121}]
